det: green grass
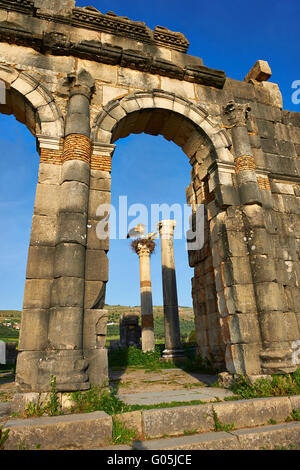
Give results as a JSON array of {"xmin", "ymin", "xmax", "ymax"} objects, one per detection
[
  {"xmin": 212, "ymin": 409, "xmax": 235, "ymax": 432},
  {"xmin": 286, "ymin": 409, "xmax": 300, "ymax": 422},
  {"xmin": 230, "ymin": 368, "xmax": 300, "ymax": 399},
  {"xmin": 108, "ymin": 345, "xmax": 177, "ymax": 370},
  {"xmin": 0, "ymin": 426, "xmax": 10, "ymax": 450},
  {"xmin": 112, "ymin": 418, "xmax": 138, "ymax": 445}
]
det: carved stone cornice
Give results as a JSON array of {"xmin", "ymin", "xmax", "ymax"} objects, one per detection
[
  {"xmin": 0, "ymin": 0, "xmax": 33, "ymax": 14},
  {"xmin": 0, "ymin": 1, "xmax": 189, "ymax": 53},
  {"xmin": 0, "ymin": 2, "xmax": 226, "ymax": 88}
]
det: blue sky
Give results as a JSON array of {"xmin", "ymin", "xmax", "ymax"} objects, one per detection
[{"xmin": 0, "ymin": 0, "xmax": 299, "ymax": 310}]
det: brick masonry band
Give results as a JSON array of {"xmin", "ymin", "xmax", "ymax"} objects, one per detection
[
  {"xmin": 40, "ymin": 148, "xmax": 63, "ymax": 165},
  {"xmin": 257, "ymin": 176, "xmax": 271, "ymax": 191},
  {"xmin": 235, "ymin": 155, "xmax": 257, "ymax": 173},
  {"xmin": 91, "ymin": 154, "xmax": 112, "ymax": 172},
  {"xmin": 63, "ymin": 134, "xmax": 92, "ymax": 164}
]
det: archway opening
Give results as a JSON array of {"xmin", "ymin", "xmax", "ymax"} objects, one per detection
[
  {"xmin": 0, "ymin": 112, "xmax": 39, "ymax": 342},
  {"xmin": 106, "ymin": 132, "xmax": 195, "ymax": 348},
  {"xmin": 93, "ymin": 93, "xmax": 229, "ymax": 372}
]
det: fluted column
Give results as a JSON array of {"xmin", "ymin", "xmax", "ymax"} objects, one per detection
[
  {"xmin": 136, "ymin": 243, "xmax": 155, "ymax": 352},
  {"xmin": 157, "ymin": 220, "xmax": 184, "ymax": 360}
]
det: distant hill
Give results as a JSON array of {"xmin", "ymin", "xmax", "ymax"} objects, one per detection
[{"xmin": 0, "ymin": 307, "xmax": 195, "ymax": 343}]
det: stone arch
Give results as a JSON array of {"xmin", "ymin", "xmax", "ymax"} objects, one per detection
[
  {"xmin": 91, "ymin": 90, "xmax": 232, "ymax": 165},
  {"xmin": 0, "ymin": 64, "xmax": 64, "ymax": 138},
  {"xmin": 91, "ymin": 90, "xmax": 235, "ymax": 369}
]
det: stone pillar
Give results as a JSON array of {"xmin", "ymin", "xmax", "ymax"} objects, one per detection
[
  {"xmin": 157, "ymin": 220, "xmax": 184, "ymax": 360},
  {"xmin": 223, "ymin": 100, "xmax": 261, "ymax": 206},
  {"xmin": 83, "ymin": 143, "xmax": 115, "ymax": 385},
  {"xmin": 223, "ymin": 101, "xmax": 298, "ymax": 375},
  {"xmin": 15, "ymin": 137, "xmax": 63, "ymax": 392},
  {"xmin": 135, "ymin": 242, "xmax": 155, "ymax": 352},
  {"xmin": 45, "ymin": 70, "xmax": 95, "ymax": 391}
]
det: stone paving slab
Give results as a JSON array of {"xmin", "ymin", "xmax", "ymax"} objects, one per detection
[{"xmin": 117, "ymin": 387, "xmax": 233, "ymax": 405}]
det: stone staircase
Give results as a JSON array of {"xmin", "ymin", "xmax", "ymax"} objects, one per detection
[{"xmin": 1, "ymin": 395, "xmax": 300, "ymax": 450}]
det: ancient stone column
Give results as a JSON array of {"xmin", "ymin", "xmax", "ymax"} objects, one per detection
[
  {"xmin": 157, "ymin": 220, "xmax": 184, "ymax": 360},
  {"xmin": 134, "ymin": 241, "xmax": 155, "ymax": 352},
  {"xmin": 223, "ymin": 101, "xmax": 298, "ymax": 375},
  {"xmin": 223, "ymin": 100, "xmax": 261, "ymax": 206},
  {"xmin": 45, "ymin": 70, "xmax": 95, "ymax": 391},
  {"xmin": 15, "ymin": 137, "xmax": 63, "ymax": 391}
]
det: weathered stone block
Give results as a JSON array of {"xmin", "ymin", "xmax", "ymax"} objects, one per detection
[
  {"xmin": 88, "ymin": 189, "xmax": 111, "ymax": 219},
  {"xmin": 3, "ymin": 411, "xmax": 112, "ymax": 450},
  {"xmin": 223, "ymin": 284, "xmax": 257, "ymax": 315},
  {"xmin": 57, "ymin": 212, "xmax": 87, "ymax": 245},
  {"xmin": 18, "ymin": 309, "xmax": 49, "ymax": 351},
  {"xmin": 261, "ymin": 82, "xmax": 283, "ymax": 108},
  {"xmin": 87, "ymin": 219, "xmax": 110, "ymax": 250},
  {"xmin": 225, "ymin": 343, "xmax": 261, "ymax": 375},
  {"xmin": 60, "ymin": 181, "xmax": 89, "ymax": 214},
  {"xmin": 84, "ymin": 281, "xmax": 106, "ymax": 310},
  {"xmin": 61, "ymin": 159, "xmax": 90, "ymax": 185},
  {"xmin": 54, "ymin": 243, "xmax": 85, "ymax": 278},
  {"xmin": 90, "ymin": 169, "xmax": 111, "ymax": 191},
  {"xmin": 51, "ymin": 277, "xmax": 84, "ymax": 307},
  {"xmin": 38, "ymin": 163, "xmax": 61, "ymax": 185},
  {"xmin": 244, "ymin": 60, "xmax": 272, "ymax": 83},
  {"xmin": 48, "ymin": 307, "xmax": 84, "ymax": 349},
  {"xmin": 259, "ymin": 311, "xmax": 299, "ymax": 342},
  {"xmin": 255, "ymin": 282, "xmax": 283, "ymax": 313},
  {"xmin": 83, "ymin": 309, "xmax": 108, "ymax": 349},
  {"xmin": 142, "ymin": 404, "xmax": 214, "ymax": 438},
  {"xmin": 233, "ymin": 422, "xmax": 300, "ymax": 450},
  {"xmin": 250, "ymin": 255, "xmax": 277, "ymax": 283},
  {"xmin": 213, "ymin": 396, "xmax": 291, "ymax": 430},
  {"xmin": 84, "ymin": 348, "xmax": 108, "ymax": 386},
  {"xmin": 85, "ymin": 249, "xmax": 109, "ymax": 282},
  {"xmin": 221, "ymin": 257, "xmax": 253, "ymax": 286},
  {"xmin": 34, "ymin": 183, "xmax": 60, "ymax": 216},
  {"xmin": 23, "ymin": 279, "xmax": 52, "ymax": 309},
  {"xmin": 227, "ymin": 313, "xmax": 261, "ymax": 344},
  {"xmin": 26, "ymin": 245, "xmax": 55, "ymax": 279}
]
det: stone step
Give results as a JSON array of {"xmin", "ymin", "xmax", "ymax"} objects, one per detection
[
  {"xmin": 2, "ymin": 394, "xmax": 300, "ymax": 449},
  {"xmin": 101, "ymin": 422, "xmax": 300, "ymax": 451},
  {"xmin": 115, "ymin": 395, "xmax": 300, "ymax": 440},
  {"xmin": 0, "ymin": 402, "xmax": 11, "ymax": 418},
  {"xmin": 3, "ymin": 411, "xmax": 112, "ymax": 450}
]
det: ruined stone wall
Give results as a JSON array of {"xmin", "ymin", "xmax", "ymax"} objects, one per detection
[{"xmin": 0, "ymin": 0, "xmax": 298, "ymax": 391}]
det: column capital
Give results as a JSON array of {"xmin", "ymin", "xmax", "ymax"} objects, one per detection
[
  {"xmin": 135, "ymin": 241, "xmax": 153, "ymax": 257},
  {"xmin": 67, "ymin": 69, "xmax": 95, "ymax": 100},
  {"xmin": 157, "ymin": 219, "xmax": 176, "ymax": 238},
  {"xmin": 223, "ymin": 100, "xmax": 251, "ymax": 127}
]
